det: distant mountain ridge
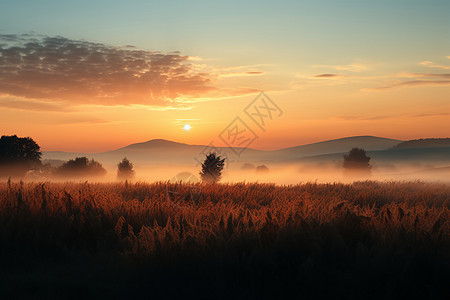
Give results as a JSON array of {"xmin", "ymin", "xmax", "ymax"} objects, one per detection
[
  {"xmin": 117, "ymin": 139, "xmax": 190, "ymax": 150},
  {"xmin": 393, "ymin": 138, "xmax": 450, "ymax": 149},
  {"xmin": 272, "ymin": 136, "xmax": 402, "ymax": 160},
  {"xmin": 42, "ymin": 135, "xmax": 403, "ymax": 165}
]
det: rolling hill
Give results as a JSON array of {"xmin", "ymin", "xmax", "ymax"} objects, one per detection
[
  {"xmin": 42, "ymin": 135, "xmax": 403, "ymax": 166},
  {"xmin": 392, "ymin": 138, "xmax": 450, "ymax": 149},
  {"xmin": 270, "ymin": 136, "xmax": 402, "ymax": 160}
]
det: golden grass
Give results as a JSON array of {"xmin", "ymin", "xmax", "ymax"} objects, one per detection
[{"xmin": 0, "ymin": 180, "xmax": 449, "ymax": 298}]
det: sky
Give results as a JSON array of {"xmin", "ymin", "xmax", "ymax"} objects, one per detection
[{"xmin": 0, "ymin": 0, "xmax": 449, "ymax": 152}]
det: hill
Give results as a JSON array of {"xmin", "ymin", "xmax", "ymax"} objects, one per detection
[
  {"xmin": 296, "ymin": 146, "xmax": 450, "ymax": 167},
  {"xmin": 271, "ymin": 136, "xmax": 402, "ymax": 161},
  {"xmin": 42, "ymin": 136, "xmax": 402, "ymax": 166},
  {"xmin": 393, "ymin": 138, "xmax": 450, "ymax": 149}
]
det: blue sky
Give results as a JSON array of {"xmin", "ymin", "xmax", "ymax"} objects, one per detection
[{"xmin": 1, "ymin": 0, "xmax": 449, "ymax": 65}]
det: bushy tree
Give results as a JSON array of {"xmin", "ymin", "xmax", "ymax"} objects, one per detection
[
  {"xmin": 117, "ymin": 157, "xmax": 135, "ymax": 179},
  {"xmin": 241, "ymin": 163, "xmax": 255, "ymax": 170},
  {"xmin": 56, "ymin": 157, "xmax": 106, "ymax": 177},
  {"xmin": 0, "ymin": 135, "xmax": 42, "ymax": 177},
  {"xmin": 343, "ymin": 148, "xmax": 371, "ymax": 171},
  {"xmin": 199, "ymin": 152, "xmax": 225, "ymax": 183},
  {"xmin": 256, "ymin": 165, "xmax": 269, "ymax": 173}
]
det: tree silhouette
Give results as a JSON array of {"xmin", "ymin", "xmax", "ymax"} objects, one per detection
[
  {"xmin": 56, "ymin": 157, "xmax": 106, "ymax": 177},
  {"xmin": 0, "ymin": 135, "xmax": 42, "ymax": 177},
  {"xmin": 256, "ymin": 165, "xmax": 269, "ymax": 173},
  {"xmin": 117, "ymin": 157, "xmax": 135, "ymax": 179},
  {"xmin": 343, "ymin": 148, "xmax": 371, "ymax": 171},
  {"xmin": 241, "ymin": 163, "xmax": 255, "ymax": 170},
  {"xmin": 199, "ymin": 152, "xmax": 225, "ymax": 183}
]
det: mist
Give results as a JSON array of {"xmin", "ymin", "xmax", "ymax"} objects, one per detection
[{"xmin": 14, "ymin": 160, "xmax": 449, "ymax": 185}]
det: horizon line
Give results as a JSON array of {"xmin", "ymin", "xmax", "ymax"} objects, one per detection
[{"xmin": 41, "ymin": 135, "xmax": 404, "ymax": 154}]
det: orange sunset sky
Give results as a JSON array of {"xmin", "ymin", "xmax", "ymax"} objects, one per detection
[{"xmin": 0, "ymin": 0, "xmax": 449, "ymax": 152}]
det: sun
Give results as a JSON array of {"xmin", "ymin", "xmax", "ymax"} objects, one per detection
[{"xmin": 183, "ymin": 124, "xmax": 191, "ymax": 131}]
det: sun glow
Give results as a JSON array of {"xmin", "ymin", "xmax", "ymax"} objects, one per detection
[{"xmin": 183, "ymin": 124, "xmax": 191, "ymax": 131}]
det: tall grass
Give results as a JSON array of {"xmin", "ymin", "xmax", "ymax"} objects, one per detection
[{"xmin": 0, "ymin": 180, "xmax": 449, "ymax": 299}]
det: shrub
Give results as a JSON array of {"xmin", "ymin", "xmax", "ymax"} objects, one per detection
[
  {"xmin": 117, "ymin": 157, "xmax": 135, "ymax": 179},
  {"xmin": 0, "ymin": 135, "xmax": 42, "ymax": 177},
  {"xmin": 255, "ymin": 165, "xmax": 269, "ymax": 173},
  {"xmin": 55, "ymin": 157, "xmax": 106, "ymax": 177},
  {"xmin": 199, "ymin": 152, "xmax": 225, "ymax": 183},
  {"xmin": 343, "ymin": 148, "xmax": 371, "ymax": 171}
]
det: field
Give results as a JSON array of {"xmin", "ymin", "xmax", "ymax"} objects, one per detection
[{"xmin": 0, "ymin": 180, "xmax": 449, "ymax": 299}]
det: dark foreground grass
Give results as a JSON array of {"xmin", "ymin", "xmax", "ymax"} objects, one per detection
[{"xmin": 0, "ymin": 180, "xmax": 449, "ymax": 299}]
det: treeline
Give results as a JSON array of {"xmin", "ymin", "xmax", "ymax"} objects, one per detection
[
  {"xmin": 54, "ymin": 157, "xmax": 107, "ymax": 177},
  {"xmin": 393, "ymin": 138, "xmax": 450, "ymax": 149},
  {"xmin": 0, "ymin": 135, "xmax": 227, "ymax": 182},
  {"xmin": 0, "ymin": 135, "xmax": 134, "ymax": 179},
  {"xmin": 1, "ymin": 134, "xmax": 377, "ymax": 181},
  {"xmin": 0, "ymin": 135, "xmax": 41, "ymax": 177}
]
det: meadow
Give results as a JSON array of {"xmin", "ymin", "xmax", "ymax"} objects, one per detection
[{"xmin": 0, "ymin": 180, "xmax": 449, "ymax": 299}]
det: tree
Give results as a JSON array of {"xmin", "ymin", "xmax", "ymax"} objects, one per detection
[
  {"xmin": 56, "ymin": 157, "xmax": 106, "ymax": 177},
  {"xmin": 255, "ymin": 165, "xmax": 269, "ymax": 173},
  {"xmin": 241, "ymin": 163, "xmax": 255, "ymax": 171},
  {"xmin": 199, "ymin": 152, "xmax": 225, "ymax": 183},
  {"xmin": 343, "ymin": 148, "xmax": 371, "ymax": 171},
  {"xmin": 117, "ymin": 157, "xmax": 135, "ymax": 179},
  {"xmin": 0, "ymin": 135, "xmax": 42, "ymax": 177}
]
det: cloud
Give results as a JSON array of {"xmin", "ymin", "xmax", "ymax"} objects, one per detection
[
  {"xmin": 0, "ymin": 97, "xmax": 72, "ymax": 112},
  {"xmin": 219, "ymin": 64, "xmax": 272, "ymax": 71},
  {"xmin": 407, "ymin": 73, "xmax": 450, "ymax": 79},
  {"xmin": 411, "ymin": 112, "xmax": 450, "ymax": 118},
  {"xmin": 336, "ymin": 112, "xmax": 450, "ymax": 121},
  {"xmin": 334, "ymin": 63, "xmax": 368, "ymax": 72},
  {"xmin": 365, "ymin": 80, "xmax": 450, "ymax": 91},
  {"xmin": 218, "ymin": 71, "xmax": 264, "ymax": 78},
  {"xmin": 314, "ymin": 74, "xmax": 340, "ymax": 78},
  {"xmin": 396, "ymin": 72, "xmax": 450, "ymax": 79},
  {"xmin": 41, "ymin": 116, "xmax": 112, "ymax": 125},
  {"xmin": 420, "ymin": 60, "xmax": 450, "ymax": 70},
  {"xmin": 336, "ymin": 115, "xmax": 390, "ymax": 121},
  {"xmin": 171, "ymin": 118, "xmax": 220, "ymax": 126},
  {"xmin": 179, "ymin": 87, "xmax": 261, "ymax": 103},
  {"xmin": 0, "ymin": 34, "xmax": 258, "ymax": 109},
  {"xmin": 363, "ymin": 72, "xmax": 450, "ymax": 91},
  {"xmin": 215, "ymin": 64, "xmax": 266, "ymax": 78},
  {"xmin": 313, "ymin": 62, "xmax": 370, "ymax": 73},
  {"xmin": 420, "ymin": 61, "xmax": 433, "ymax": 66}
]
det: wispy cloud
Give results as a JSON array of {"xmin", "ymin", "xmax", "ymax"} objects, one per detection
[
  {"xmin": 218, "ymin": 71, "xmax": 264, "ymax": 78},
  {"xmin": 396, "ymin": 72, "xmax": 450, "ymax": 79},
  {"xmin": 0, "ymin": 34, "xmax": 259, "ymax": 110},
  {"xmin": 313, "ymin": 62, "xmax": 370, "ymax": 73},
  {"xmin": 336, "ymin": 112, "xmax": 450, "ymax": 121},
  {"xmin": 314, "ymin": 73, "xmax": 341, "ymax": 78},
  {"xmin": 411, "ymin": 112, "xmax": 450, "ymax": 118},
  {"xmin": 45, "ymin": 117, "xmax": 112, "ymax": 125},
  {"xmin": 171, "ymin": 118, "xmax": 221, "ymax": 126},
  {"xmin": 420, "ymin": 60, "xmax": 450, "ymax": 70},
  {"xmin": 408, "ymin": 73, "xmax": 450, "ymax": 79},
  {"xmin": 0, "ymin": 97, "xmax": 72, "ymax": 112},
  {"xmin": 364, "ymin": 80, "xmax": 450, "ymax": 91},
  {"xmin": 336, "ymin": 115, "xmax": 390, "ymax": 121},
  {"xmin": 363, "ymin": 70, "xmax": 450, "ymax": 91},
  {"xmin": 215, "ymin": 64, "xmax": 267, "ymax": 78}
]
